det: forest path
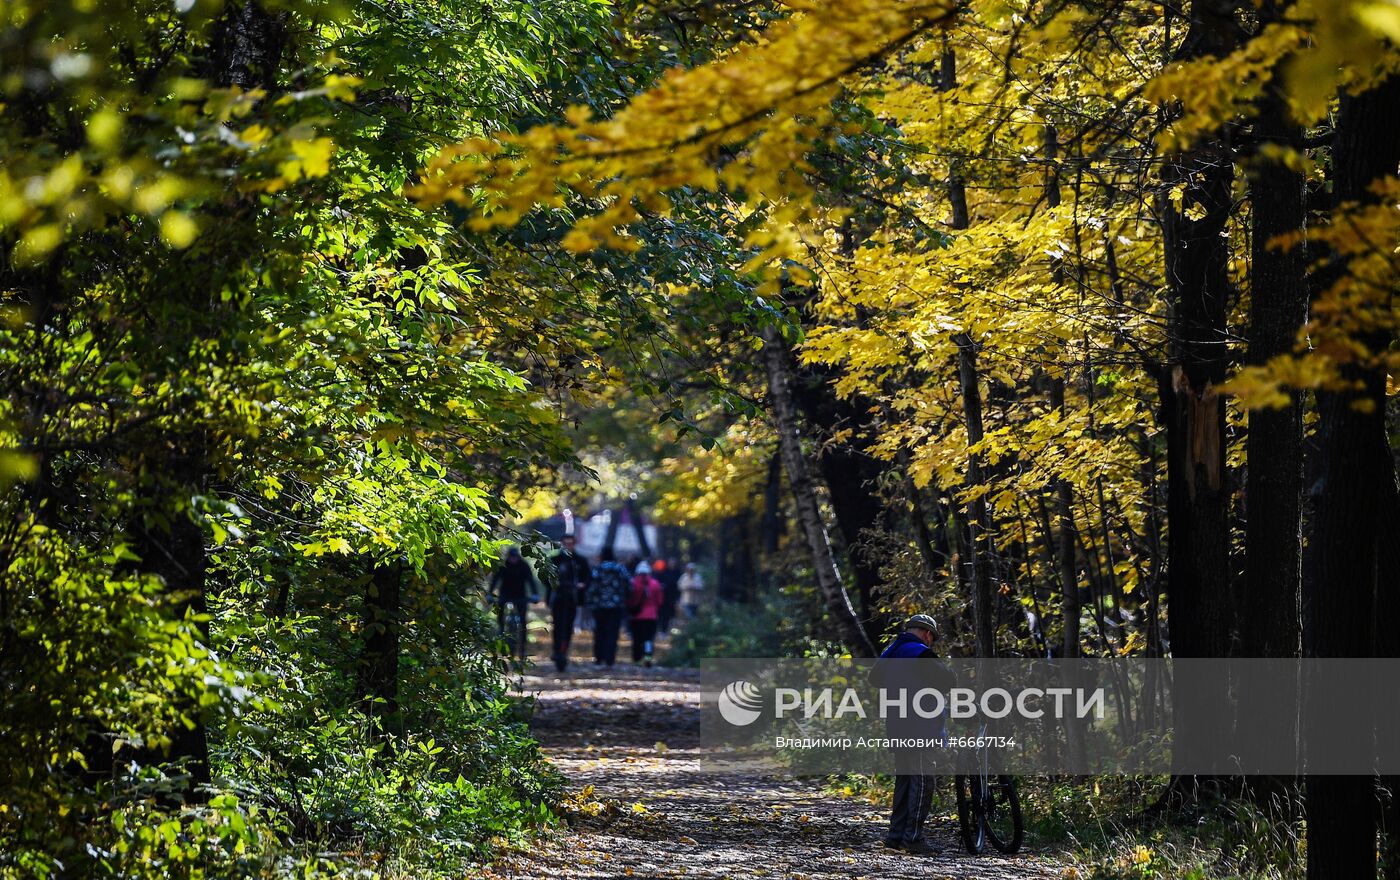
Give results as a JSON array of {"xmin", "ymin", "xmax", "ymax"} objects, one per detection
[{"xmin": 488, "ymin": 643, "xmax": 1065, "ymax": 880}]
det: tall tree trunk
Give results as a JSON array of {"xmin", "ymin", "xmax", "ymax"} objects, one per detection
[
  {"xmin": 717, "ymin": 508, "xmax": 758, "ymax": 602},
  {"xmin": 1238, "ymin": 10, "xmax": 1307, "ymax": 807},
  {"xmin": 903, "ymin": 460, "xmax": 948, "ymax": 579},
  {"xmin": 1160, "ymin": 0, "xmax": 1238, "ymax": 664},
  {"xmin": 1241, "ymin": 0, "xmax": 1306, "ymax": 662},
  {"xmin": 1050, "ymin": 379, "xmax": 1089, "ymax": 771},
  {"xmin": 762, "ymin": 326, "xmax": 875, "ymax": 656},
  {"xmin": 1042, "ymin": 126, "xmax": 1082, "ymax": 662},
  {"xmin": 1157, "ymin": 0, "xmax": 1241, "ymax": 793},
  {"xmin": 955, "ymin": 334, "xmax": 996, "ymax": 657},
  {"xmin": 943, "ymin": 45, "xmax": 992, "ymax": 656},
  {"xmin": 1053, "ymin": 458, "xmax": 1082, "ymax": 656},
  {"xmin": 1303, "ymin": 71, "xmax": 1400, "ymax": 880},
  {"xmin": 358, "ymin": 560, "xmax": 402, "ymax": 735},
  {"xmin": 133, "ymin": 484, "xmax": 212, "ymax": 797},
  {"xmin": 940, "ymin": 41, "xmax": 970, "ymax": 229},
  {"xmin": 118, "ymin": 0, "xmax": 291, "ymax": 797},
  {"xmin": 791, "ymin": 365, "xmax": 889, "ymax": 631},
  {"xmin": 716, "ymin": 514, "xmax": 742, "ymax": 602},
  {"xmin": 1376, "ymin": 470, "xmax": 1400, "ymax": 879},
  {"xmin": 625, "ymin": 498, "xmax": 653, "ymax": 558}
]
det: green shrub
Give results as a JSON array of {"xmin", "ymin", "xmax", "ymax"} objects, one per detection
[{"xmin": 663, "ymin": 592, "xmax": 799, "ymax": 665}]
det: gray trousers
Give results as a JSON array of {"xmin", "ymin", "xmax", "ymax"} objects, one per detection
[{"xmin": 888, "ymin": 750, "xmax": 937, "ymax": 843}]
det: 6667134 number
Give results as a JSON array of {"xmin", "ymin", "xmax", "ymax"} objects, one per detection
[{"xmin": 944, "ymin": 735, "xmax": 1017, "ymax": 749}]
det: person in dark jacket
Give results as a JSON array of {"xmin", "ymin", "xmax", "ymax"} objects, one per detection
[
  {"xmin": 870, "ymin": 613, "xmax": 955, "ymax": 855},
  {"xmin": 547, "ymin": 534, "xmax": 592, "ymax": 672},
  {"xmin": 489, "ymin": 547, "xmax": 539, "ymax": 661},
  {"xmin": 587, "ymin": 547, "xmax": 630, "ymax": 667}
]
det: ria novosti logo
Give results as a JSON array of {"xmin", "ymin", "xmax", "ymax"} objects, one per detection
[
  {"xmin": 717, "ymin": 680, "xmax": 764, "ymax": 726},
  {"xmin": 713, "ymin": 679, "xmax": 1107, "ymax": 726}
]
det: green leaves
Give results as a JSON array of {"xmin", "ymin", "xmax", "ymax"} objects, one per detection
[{"xmin": 1, "ymin": 0, "xmax": 608, "ymax": 875}]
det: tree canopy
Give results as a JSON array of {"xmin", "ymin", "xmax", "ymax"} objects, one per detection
[{"xmin": 3, "ymin": 0, "xmax": 1399, "ymax": 877}]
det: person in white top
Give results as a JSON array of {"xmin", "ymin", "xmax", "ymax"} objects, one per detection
[{"xmin": 678, "ymin": 562, "xmax": 705, "ymax": 619}]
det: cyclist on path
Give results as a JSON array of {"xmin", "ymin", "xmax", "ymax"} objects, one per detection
[{"xmin": 489, "ymin": 547, "xmax": 539, "ymax": 661}]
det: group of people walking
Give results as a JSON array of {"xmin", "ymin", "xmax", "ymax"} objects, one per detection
[{"xmin": 488, "ymin": 535, "xmax": 705, "ymax": 672}]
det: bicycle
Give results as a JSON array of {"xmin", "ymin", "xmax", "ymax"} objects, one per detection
[
  {"xmin": 496, "ymin": 599, "xmax": 531, "ymax": 661},
  {"xmin": 954, "ymin": 724, "xmax": 1024, "ymax": 854}
]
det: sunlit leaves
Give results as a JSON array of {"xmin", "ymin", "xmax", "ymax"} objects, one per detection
[
  {"xmin": 1228, "ymin": 177, "xmax": 1400, "ymax": 406},
  {"xmin": 409, "ymin": 0, "xmax": 959, "ymax": 286}
]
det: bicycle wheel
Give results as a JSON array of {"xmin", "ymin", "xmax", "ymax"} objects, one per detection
[
  {"xmin": 502, "ymin": 608, "xmax": 522, "ymax": 658},
  {"xmin": 955, "ymin": 774, "xmax": 987, "ymax": 854},
  {"xmin": 983, "ymin": 775, "xmax": 1024, "ymax": 854}
]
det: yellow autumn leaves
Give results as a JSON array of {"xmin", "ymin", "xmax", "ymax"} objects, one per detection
[
  {"xmin": 408, "ymin": 0, "xmax": 958, "ymax": 287},
  {"xmin": 1149, "ymin": 0, "xmax": 1400, "ymax": 148}
]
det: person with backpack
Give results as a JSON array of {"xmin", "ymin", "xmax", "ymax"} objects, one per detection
[
  {"xmin": 587, "ymin": 548, "xmax": 630, "ymax": 668},
  {"xmin": 547, "ymin": 533, "xmax": 591, "ymax": 672},
  {"xmin": 628, "ymin": 561, "xmax": 665, "ymax": 666},
  {"xmin": 869, "ymin": 613, "xmax": 955, "ymax": 855}
]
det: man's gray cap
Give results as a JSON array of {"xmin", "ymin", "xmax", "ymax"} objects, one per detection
[{"xmin": 905, "ymin": 613, "xmax": 939, "ymax": 636}]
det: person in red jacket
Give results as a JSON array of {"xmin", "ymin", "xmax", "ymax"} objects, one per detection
[{"xmin": 628, "ymin": 561, "xmax": 665, "ymax": 666}]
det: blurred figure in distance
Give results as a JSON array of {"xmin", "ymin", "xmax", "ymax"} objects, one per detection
[
  {"xmin": 678, "ymin": 562, "xmax": 705, "ymax": 620},
  {"xmin": 547, "ymin": 533, "xmax": 590, "ymax": 672},
  {"xmin": 627, "ymin": 561, "xmax": 664, "ymax": 666},
  {"xmin": 488, "ymin": 547, "xmax": 539, "ymax": 661},
  {"xmin": 588, "ymin": 547, "xmax": 630, "ymax": 668}
]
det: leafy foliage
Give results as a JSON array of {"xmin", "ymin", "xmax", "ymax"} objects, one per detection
[{"xmin": 0, "ymin": 0, "xmax": 615, "ymax": 876}]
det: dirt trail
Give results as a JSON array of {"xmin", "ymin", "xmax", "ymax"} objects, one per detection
[{"xmin": 492, "ymin": 641, "xmax": 1065, "ymax": 880}]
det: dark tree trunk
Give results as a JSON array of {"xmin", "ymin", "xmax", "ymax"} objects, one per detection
[
  {"xmin": 1050, "ymin": 388, "xmax": 1082, "ymax": 661},
  {"xmin": 1160, "ymin": 0, "xmax": 1240, "ymax": 659},
  {"xmin": 358, "ymin": 561, "xmax": 402, "ymax": 734},
  {"xmin": 1378, "ymin": 471, "xmax": 1400, "ymax": 879},
  {"xmin": 1237, "ymin": 10, "xmax": 1307, "ymax": 808},
  {"xmin": 626, "ymin": 498, "xmax": 653, "ymax": 559},
  {"xmin": 1241, "ymin": 0, "xmax": 1306, "ymax": 663},
  {"xmin": 940, "ymin": 44, "xmax": 970, "ymax": 229},
  {"xmin": 1050, "ymin": 379, "xmax": 1089, "ymax": 770},
  {"xmin": 1042, "ymin": 127, "xmax": 1082, "ymax": 662},
  {"xmin": 1156, "ymin": 0, "xmax": 1242, "ymax": 793},
  {"xmin": 1158, "ymin": 171, "xmax": 1234, "ymax": 664},
  {"xmin": 791, "ymin": 364, "xmax": 889, "ymax": 630},
  {"xmin": 206, "ymin": 1, "xmax": 286, "ymax": 89},
  {"xmin": 904, "ymin": 464, "xmax": 949, "ymax": 579},
  {"xmin": 941, "ymin": 45, "xmax": 991, "ymax": 656},
  {"xmin": 114, "ymin": 0, "xmax": 293, "ymax": 797},
  {"xmin": 761, "ymin": 450, "xmax": 785, "ymax": 556},
  {"xmin": 131, "ymin": 490, "xmax": 211, "ymax": 797},
  {"xmin": 955, "ymin": 334, "xmax": 996, "ymax": 657},
  {"xmin": 717, "ymin": 510, "xmax": 757, "ymax": 603},
  {"xmin": 1304, "ymin": 71, "xmax": 1400, "ymax": 880}
]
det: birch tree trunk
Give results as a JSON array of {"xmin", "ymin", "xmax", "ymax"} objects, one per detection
[{"xmin": 762, "ymin": 325, "xmax": 875, "ymax": 656}]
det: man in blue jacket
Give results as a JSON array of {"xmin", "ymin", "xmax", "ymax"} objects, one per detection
[{"xmin": 870, "ymin": 614, "xmax": 955, "ymax": 855}]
